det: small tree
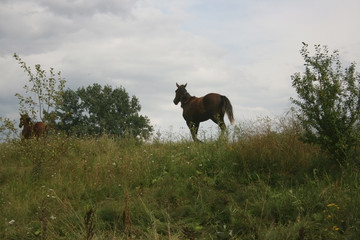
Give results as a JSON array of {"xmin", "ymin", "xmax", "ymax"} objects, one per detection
[
  {"xmin": 291, "ymin": 43, "xmax": 360, "ymax": 164},
  {"xmin": 14, "ymin": 53, "xmax": 66, "ymax": 122},
  {"xmin": 57, "ymin": 84, "xmax": 153, "ymax": 138},
  {"xmin": 0, "ymin": 117, "xmax": 19, "ymax": 141}
]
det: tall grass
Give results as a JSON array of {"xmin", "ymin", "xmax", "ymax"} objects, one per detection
[{"xmin": 1, "ymin": 117, "xmax": 359, "ymax": 239}]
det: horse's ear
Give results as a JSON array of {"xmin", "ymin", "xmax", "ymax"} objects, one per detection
[
  {"xmin": 184, "ymin": 83, "xmax": 187, "ymax": 88},
  {"xmin": 176, "ymin": 83, "xmax": 179, "ymax": 87}
]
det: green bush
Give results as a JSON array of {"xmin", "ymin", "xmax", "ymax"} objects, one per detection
[{"xmin": 291, "ymin": 43, "xmax": 360, "ymax": 164}]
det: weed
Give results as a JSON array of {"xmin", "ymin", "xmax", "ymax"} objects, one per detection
[
  {"xmin": 122, "ymin": 189, "xmax": 132, "ymax": 237},
  {"xmin": 83, "ymin": 207, "xmax": 96, "ymax": 240},
  {"xmin": 0, "ymin": 118, "xmax": 359, "ymax": 239}
]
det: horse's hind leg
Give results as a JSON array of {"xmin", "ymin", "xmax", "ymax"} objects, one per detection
[
  {"xmin": 187, "ymin": 121, "xmax": 201, "ymax": 142},
  {"xmin": 211, "ymin": 115, "xmax": 226, "ymax": 131},
  {"xmin": 211, "ymin": 115, "xmax": 227, "ymax": 140}
]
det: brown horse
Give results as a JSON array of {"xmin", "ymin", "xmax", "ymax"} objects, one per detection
[
  {"xmin": 173, "ymin": 83, "xmax": 234, "ymax": 142},
  {"xmin": 19, "ymin": 114, "xmax": 48, "ymax": 140}
]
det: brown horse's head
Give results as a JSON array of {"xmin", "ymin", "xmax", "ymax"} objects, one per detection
[
  {"xmin": 173, "ymin": 83, "xmax": 188, "ymax": 105},
  {"xmin": 19, "ymin": 114, "xmax": 31, "ymax": 128},
  {"xmin": 19, "ymin": 113, "xmax": 34, "ymax": 139}
]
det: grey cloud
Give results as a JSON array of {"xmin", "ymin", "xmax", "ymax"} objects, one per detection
[
  {"xmin": 0, "ymin": 1, "xmax": 79, "ymax": 55},
  {"xmin": 38, "ymin": 0, "xmax": 139, "ymax": 17},
  {"xmin": 0, "ymin": 0, "xmax": 139, "ymax": 55}
]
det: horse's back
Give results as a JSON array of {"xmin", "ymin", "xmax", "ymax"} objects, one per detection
[
  {"xmin": 33, "ymin": 122, "xmax": 47, "ymax": 137},
  {"xmin": 203, "ymin": 93, "xmax": 222, "ymax": 108},
  {"xmin": 33, "ymin": 122, "xmax": 45, "ymax": 130},
  {"xmin": 185, "ymin": 93, "xmax": 222, "ymax": 120}
]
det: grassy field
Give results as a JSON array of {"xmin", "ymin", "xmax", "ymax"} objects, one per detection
[{"xmin": 1, "ymin": 120, "xmax": 360, "ymax": 239}]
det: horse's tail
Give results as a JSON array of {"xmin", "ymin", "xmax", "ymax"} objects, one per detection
[{"xmin": 221, "ymin": 96, "xmax": 234, "ymax": 124}]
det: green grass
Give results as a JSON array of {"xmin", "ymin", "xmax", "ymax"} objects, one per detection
[{"xmin": 1, "ymin": 121, "xmax": 360, "ymax": 239}]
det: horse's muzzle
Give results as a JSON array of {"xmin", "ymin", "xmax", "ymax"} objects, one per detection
[{"xmin": 173, "ymin": 99, "xmax": 179, "ymax": 105}]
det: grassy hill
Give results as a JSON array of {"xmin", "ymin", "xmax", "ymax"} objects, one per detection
[{"xmin": 1, "ymin": 120, "xmax": 360, "ymax": 239}]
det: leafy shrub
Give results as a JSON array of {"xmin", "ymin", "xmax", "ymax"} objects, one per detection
[{"xmin": 291, "ymin": 43, "xmax": 360, "ymax": 164}]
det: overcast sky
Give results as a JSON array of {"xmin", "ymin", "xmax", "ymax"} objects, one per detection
[{"xmin": 1, "ymin": 0, "xmax": 360, "ymax": 139}]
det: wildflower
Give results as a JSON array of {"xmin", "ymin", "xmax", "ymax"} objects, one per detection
[
  {"xmin": 9, "ymin": 219, "xmax": 15, "ymax": 225},
  {"xmin": 50, "ymin": 215, "xmax": 56, "ymax": 220},
  {"xmin": 327, "ymin": 215, "xmax": 332, "ymax": 219},
  {"xmin": 332, "ymin": 225, "xmax": 340, "ymax": 231},
  {"xmin": 327, "ymin": 203, "xmax": 339, "ymax": 209}
]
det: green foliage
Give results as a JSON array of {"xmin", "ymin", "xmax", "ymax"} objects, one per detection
[
  {"xmin": 1, "ymin": 118, "xmax": 360, "ymax": 239},
  {"xmin": 56, "ymin": 83, "xmax": 153, "ymax": 138},
  {"xmin": 13, "ymin": 53, "xmax": 66, "ymax": 122},
  {"xmin": 291, "ymin": 43, "xmax": 360, "ymax": 164},
  {"xmin": 0, "ymin": 117, "xmax": 18, "ymax": 141}
]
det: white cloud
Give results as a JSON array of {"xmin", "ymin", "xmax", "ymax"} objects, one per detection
[{"xmin": 1, "ymin": 0, "xmax": 360, "ymax": 138}]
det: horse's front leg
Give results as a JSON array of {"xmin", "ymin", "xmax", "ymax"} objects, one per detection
[{"xmin": 187, "ymin": 121, "xmax": 201, "ymax": 142}]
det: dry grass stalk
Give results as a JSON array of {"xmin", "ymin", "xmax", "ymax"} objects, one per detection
[
  {"xmin": 123, "ymin": 189, "xmax": 132, "ymax": 237},
  {"xmin": 84, "ymin": 207, "xmax": 96, "ymax": 240},
  {"xmin": 40, "ymin": 205, "xmax": 47, "ymax": 240}
]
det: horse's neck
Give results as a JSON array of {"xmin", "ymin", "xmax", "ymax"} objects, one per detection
[{"xmin": 181, "ymin": 92, "xmax": 193, "ymax": 106}]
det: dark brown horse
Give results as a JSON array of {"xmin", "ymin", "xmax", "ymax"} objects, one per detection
[
  {"xmin": 19, "ymin": 114, "xmax": 48, "ymax": 140},
  {"xmin": 173, "ymin": 83, "xmax": 234, "ymax": 142}
]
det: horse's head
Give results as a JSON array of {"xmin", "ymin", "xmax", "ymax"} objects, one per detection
[
  {"xmin": 19, "ymin": 114, "xmax": 31, "ymax": 128},
  {"xmin": 173, "ymin": 83, "xmax": 188, "ymax": 105}
]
